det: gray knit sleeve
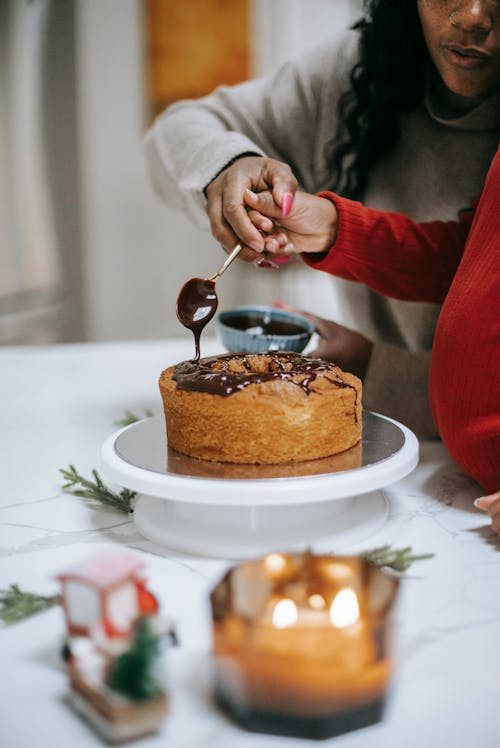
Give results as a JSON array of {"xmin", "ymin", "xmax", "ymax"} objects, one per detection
[{"xmin": 143, "ymin": 30, "xmax": 359, "ymax": 226}]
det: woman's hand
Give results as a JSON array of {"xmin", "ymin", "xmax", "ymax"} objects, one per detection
[
  {"xmin": 475, "ymin": 491, "xmax": 500, "ymax": 538},
  {"xmin": 244, "ymin": 188, "xmax": 339, "ymax": 256},
  {"xmin": 205, "ymin": 156, "xmax": 298, "ymax": 262},
  {"xmin": 272, "ymin": 302, "xmax": 373, "ymax": 380}
]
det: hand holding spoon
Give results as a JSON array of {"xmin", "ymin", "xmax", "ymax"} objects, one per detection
[{"xmin": 176, "ymin": 244, "xmax": 243, "ymax": 361}]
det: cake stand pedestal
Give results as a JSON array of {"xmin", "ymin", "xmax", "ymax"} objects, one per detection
[{"xmin": 100, "ymin": 413, "xmax": 418, "ymax": 559}]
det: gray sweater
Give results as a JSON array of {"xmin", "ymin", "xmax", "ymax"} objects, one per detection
[{"xmin": 145, "ymin": 30, "xmax": 500, "ymax": 439}]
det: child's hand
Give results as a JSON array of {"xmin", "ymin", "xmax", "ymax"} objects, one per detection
[{"xmin": 475, "ymin": 491, "xmax": 500, "ymax": 538}]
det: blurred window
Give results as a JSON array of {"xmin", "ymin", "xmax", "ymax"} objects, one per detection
[{"xmin": 145, "ymin": 0, "xmax": 250, "ymax": 120}]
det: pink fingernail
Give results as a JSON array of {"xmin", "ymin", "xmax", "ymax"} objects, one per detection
[
  {"xmin": 273, "ymin": 255, "xmax": 291, "ymax": 264},
  {"xmin": 272, "ymin": 300, "xmax": 293, "ymax": 310},
  {"xmin": 254, "ymin": 258, "xmax": 279, "ymax": 270},
  {"xmin": 282, "ymin": 192, "xmax": 293, "ymax": 217}
]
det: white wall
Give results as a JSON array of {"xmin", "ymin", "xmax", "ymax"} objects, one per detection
[
  {"xmin": 76, "ymin": 0, "xmax": 362, "ymax": 342},
  {"xmin": 252, "ymin": 0, "xmax": 361, "ymax": 75}
]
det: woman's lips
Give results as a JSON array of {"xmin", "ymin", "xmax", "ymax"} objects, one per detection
[{"xmin": 443, "ymin": 44, "xmax": 493, "ymax": 69}]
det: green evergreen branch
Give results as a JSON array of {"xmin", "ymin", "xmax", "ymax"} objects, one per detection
[
  {"xmin": 114, "ymin": 409, "xmax": 153, "ymax": 428},
  {"xmin": 0, "ymin": 584, "xmax": 59, "ymax": 625},
  {"xmin": 60, "ymin": 465, "xmax": 136, "ymax": 514},
  {"xmin": 360, "ymin": 545, "xmax": 434, "ymax": 572}
]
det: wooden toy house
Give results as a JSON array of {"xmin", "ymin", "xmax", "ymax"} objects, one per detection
[{"xmin": 57, "ymin": 550, "xmax": 158, "ymax": 641}]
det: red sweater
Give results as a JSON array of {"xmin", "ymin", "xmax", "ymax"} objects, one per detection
[{"xmin": 304, "ymin": 147, "xmax": 500, "ymax": 493}]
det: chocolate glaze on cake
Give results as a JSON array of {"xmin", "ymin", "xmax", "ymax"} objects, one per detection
[{"xmin": 173, "ymin": 352, "xmax": 358, "ymax": 417}]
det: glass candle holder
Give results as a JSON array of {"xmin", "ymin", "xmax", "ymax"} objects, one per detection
[{"xmin": 210, "ymin": 552, "xmax": 399, "ymax": 740}]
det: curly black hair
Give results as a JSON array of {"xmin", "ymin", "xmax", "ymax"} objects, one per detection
[{"xmin": 328, "ymin": 0, "xmax": 428, "ymax": 199}]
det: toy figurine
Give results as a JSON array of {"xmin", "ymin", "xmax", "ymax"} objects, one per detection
[{"xmin": 57, "ymin": 550, "xmax": 170, "ymax": 743}]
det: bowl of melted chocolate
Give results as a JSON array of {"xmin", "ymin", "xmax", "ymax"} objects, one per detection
[{"xmin": 216, "ymin": 305, "xmax": 314, "ymax": 353}]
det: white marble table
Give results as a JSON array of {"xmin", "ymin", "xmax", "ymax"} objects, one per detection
[{"xmin": 1, "ymin": 339, "xmax": 499, "ymax": 748}]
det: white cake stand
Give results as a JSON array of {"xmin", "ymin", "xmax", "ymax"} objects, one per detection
[{"xmin": 100, "ymin": 412, "xmax": 418, "ymax": 559}]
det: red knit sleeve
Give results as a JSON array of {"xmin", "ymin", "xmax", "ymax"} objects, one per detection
[{"xmin": 302, "ymin": 192, "xmax": 475, "ymax": 303}]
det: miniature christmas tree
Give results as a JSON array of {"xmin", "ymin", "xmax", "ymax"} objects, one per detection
[{"xmin": 106, "ymin": 616, "xmax": 165, "ymax": 701}]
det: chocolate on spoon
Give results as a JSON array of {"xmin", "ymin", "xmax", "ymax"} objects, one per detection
[{"xmin": 176, "ymin": 244, "xmax": 242, "ymax": 361}]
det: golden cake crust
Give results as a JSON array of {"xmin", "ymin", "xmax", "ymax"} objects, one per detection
[{"xmin": 159, "ymin": 352, "xmax": 362, "ymax": 465}]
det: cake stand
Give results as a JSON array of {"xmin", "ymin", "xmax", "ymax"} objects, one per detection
[{"xmin": 100, "ymin": 412, "xmax": 418, "ymax": 559}]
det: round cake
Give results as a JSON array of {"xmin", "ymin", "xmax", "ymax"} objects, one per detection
[{"xmin": 159, "ymin": 352, "xmax": 362, "ymax": 465}]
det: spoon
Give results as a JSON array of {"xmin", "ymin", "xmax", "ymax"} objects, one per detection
[{"xmin": 176, "ymin": 243, "xmax": 243, "ymax": 361}]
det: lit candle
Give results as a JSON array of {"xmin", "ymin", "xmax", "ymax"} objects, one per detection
[{"xmin": 210, "ymin": 552, "xmax": 399, "ymax": 740}]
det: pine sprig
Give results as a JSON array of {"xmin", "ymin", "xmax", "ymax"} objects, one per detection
[
  {"xmin": 60, "ymin": 465, "xmax": 136, "ymax": 514},
  {"xmin": 360, "ymin": 545, "xmax": 434, "ymax": 572},
  {"xmin": 114, "ymin": 409, "xmax": 153, "ymax": 428},
  {"xmin": 0, "ymin": 584, "xmax": 59, "ymax": 625}
]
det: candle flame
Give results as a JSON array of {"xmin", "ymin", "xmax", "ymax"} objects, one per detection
[
  {"xmin": 308, "ymin": 593, "xmax": 326, "ymax": 610},
  {"xmin": 329, "ymin": 587, "xmax": 360, "ymax": 628},
  {"xmin": 272, "ymin": 598, "xmax": 298, "ymax": 629},
  {"xmin": 264, "ymin": 553, "xmax": 287, "ymax": 576}
]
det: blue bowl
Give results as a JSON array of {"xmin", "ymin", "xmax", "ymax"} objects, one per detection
[{"xmin": 216, "ymin": 305, "xmax": 314, "ymax": 354}]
